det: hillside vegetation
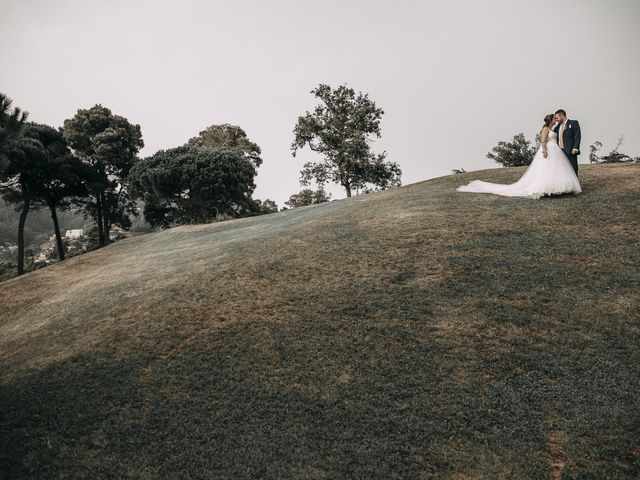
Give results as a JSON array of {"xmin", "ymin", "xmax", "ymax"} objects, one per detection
[
  {"xmin": 1, "ymin": 164, "xmax": 639, "ymax": 479},
  {"xmin": 0, "ymin": 202, "xmax": 84, "ymax": 246}
]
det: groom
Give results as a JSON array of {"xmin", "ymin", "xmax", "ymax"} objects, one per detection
[{"xmin": 553, "ymin": 109, "xmax": 581, "ymax": 175}]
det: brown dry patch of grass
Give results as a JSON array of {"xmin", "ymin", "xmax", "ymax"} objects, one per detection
[{"xmin": 547, "ymin": 412, "xmax": 568, "ymax": 480}]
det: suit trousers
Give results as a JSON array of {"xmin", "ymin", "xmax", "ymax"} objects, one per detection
[{"xmin": 565, "ymin": 152, "xmax": 578, "ymax": 175}]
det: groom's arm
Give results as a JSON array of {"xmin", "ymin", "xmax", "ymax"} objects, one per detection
[{"xmin": 573, "ymin": 120, "xmax": 581, "ymax": 154}]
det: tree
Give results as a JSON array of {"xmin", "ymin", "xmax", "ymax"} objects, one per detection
[
  {"xmin": 128, "ymin": 146, "xmax": 257, "ymax": 228},
  {"xmin": 0, "ymin": 93, "xmax": 28, "ymax": 173},
  {"xmin": 0, "ymin": 123, "xmax": 90, "ymax": 273},
  {"xmin": 26, "ymin": 124, "xmax": 90, "ymax": 260},
  {"xmin": 187, "ymin": 124, "xmax": 263, "ymax": 168},
  {"xmin": 62, "ymin": 105, "xmax": 143, "ymax": 246},
  {"xmin": 284, "ymin": 188, "xmax": 331, "ymax": 209},
  {"xmin": 487, "ymin": 133, "xmax": 537, "ymax": 167},
  {"xmin": 589, "ymin": 136, "xmax": 639, "ymax": 164},
  {"xmin": 253, "ymin": 199, "xmax": 278, "ymax": 214},
  {"xmin": 0, "ymin": 129, "xmax": 47, "ymax": 275},
  {"xmin": 291, "ymin": 84, "xmax": 401, "ymax": 197}
]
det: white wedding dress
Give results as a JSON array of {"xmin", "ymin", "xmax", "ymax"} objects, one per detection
[{"xmin": 457, "ymin": 130, "xmax": 581, "ymax": 199}]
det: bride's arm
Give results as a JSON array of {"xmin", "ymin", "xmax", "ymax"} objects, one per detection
[{"xmin": 540, "ymin": 127, "xmax": 549, "ymax": 158}]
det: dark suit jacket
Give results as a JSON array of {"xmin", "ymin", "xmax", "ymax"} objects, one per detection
[{"xmin": 553, "ymin": 120, "xmax": 581, "ymax": 156}]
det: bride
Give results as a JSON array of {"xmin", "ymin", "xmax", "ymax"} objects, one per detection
[{"xmin": 457, "ymin": 114, "xmax": 581, "ymax": 199}]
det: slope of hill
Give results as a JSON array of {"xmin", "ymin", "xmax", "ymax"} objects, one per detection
[{"xmin": 1, "ymin": 164, "xmax": 639, "ymax": 479}]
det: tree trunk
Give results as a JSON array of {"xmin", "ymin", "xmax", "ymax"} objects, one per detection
[
  {"xmin": 103, "ymin": 203, "xmax": 110, "ymax": 245},
  {"xmin": 49, "ymin": 202, "xmax": 65, "ymax": 261},
  {"xmin": 96, "ymin": 191, "xmax": 105, "ymax": 246},
  {"xmin": 17, "ymin": 193, "xmax": 30, "ymax": 276},
  {"xmin": 339, "ymin": 166, "xmax": 351, "ymax": 198}
]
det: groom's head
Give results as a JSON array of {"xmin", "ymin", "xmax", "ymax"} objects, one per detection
[{"xmin": 555, "ymin": 109, "xmax": 567, "ymax": 123}]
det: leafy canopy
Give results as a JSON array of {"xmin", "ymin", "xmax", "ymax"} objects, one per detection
[
  {"xmin": 20, "ymin": 123, "xmax": 89, "ymax": 208},
  {"xmin": 187, "ymin": 124, "xmax": 262, "ymax": 168},
  {"xmin": 487, "ymin": 133, "xmax": 537, "ymax": 167},
  {"xmin": 284, "ymin": 188, "xmax": 331, "ymax": 209},
  {"xmin": 62, "ymin": 104, "xmax": 143, "ymax": 177},
  {"xmin": 0, "ymin": 93, "xmax": 29, "ymax": 173},
  {"xmin": 253, "ymin": 198, "xmax": 278, "ymax": 214},
  {"xmin": 128, "ymin": 146, "xmax": 257, "ymax": 228}
]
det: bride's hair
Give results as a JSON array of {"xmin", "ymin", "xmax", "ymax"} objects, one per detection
[{"xmin": 543, "ymin": 114, "xmax": 554, "ymax": 128}]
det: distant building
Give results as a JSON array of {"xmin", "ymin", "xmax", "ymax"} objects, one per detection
[{"xmin": 65, "ymin": 229, "xmax": 84, "ymax": 239}]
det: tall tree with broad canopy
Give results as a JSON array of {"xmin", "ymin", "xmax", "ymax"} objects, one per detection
[
  {"xmin": 128, "ymin": 146, "xmax": 257, "ymax": 228},
  {"xmin": 28, "ymin": 124, "xmax": 90, "ymax": 260},
  {"xmin": 187, "ymin": 124, "xmax": 263, "ymax": 168},
  {"xmin": 0, "ymin": 126, "xmax": 47, "ymax": 275},
  {"xmin": 0, "ymin": 123, "xmax": 90, "ymax": 273},
  {"xmin": 291, "ymin": 84, "xmax": 401, "ymax": 197},
  {"xmin": 62, "ymin": 105, "xmax": 143, "ymax": 246},
  {"xmin": 0, "ymin": 93, "xmax": 29, "ymax": 173}
]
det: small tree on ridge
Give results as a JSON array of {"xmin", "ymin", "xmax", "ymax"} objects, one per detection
[{"xmin": 291, "ymin": 84, "xmax": 401, "ymax": 197}]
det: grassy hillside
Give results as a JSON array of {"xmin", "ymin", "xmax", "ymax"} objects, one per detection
[{"xmin": 1, "ymin": 163, "xmax": 639, "ymax": 479}]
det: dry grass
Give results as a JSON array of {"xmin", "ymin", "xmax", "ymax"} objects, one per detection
[{"xmin": 1, "ymin": 163, "xmax": 639, "ymax": 479}]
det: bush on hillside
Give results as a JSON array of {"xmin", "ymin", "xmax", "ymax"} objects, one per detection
[
  {"xmin": 487, "ymin": 133, "xmax": 538, "ymax": 167},
  {"xmin": 589, "ymin": 136, "xmax": 639, "ymax": 164}
]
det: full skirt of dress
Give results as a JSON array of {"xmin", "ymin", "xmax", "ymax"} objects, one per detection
[{"xmin": 457, "ymin": 141, "xmax": 581, "ymax": 199}]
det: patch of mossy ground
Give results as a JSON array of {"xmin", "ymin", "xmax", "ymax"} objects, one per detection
[{"xmin": 1, "ymin": 164, "xmax": 639, "ymax": 478}]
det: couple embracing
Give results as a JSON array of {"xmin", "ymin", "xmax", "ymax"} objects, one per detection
[{"xmin": 458, "ymin": 109, "xmax": 582, "ymax": 199}]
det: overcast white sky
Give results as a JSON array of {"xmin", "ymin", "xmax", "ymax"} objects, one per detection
[{"xmin": 1, "ymin": 0, "xmax": 639, "ymax": 207}]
